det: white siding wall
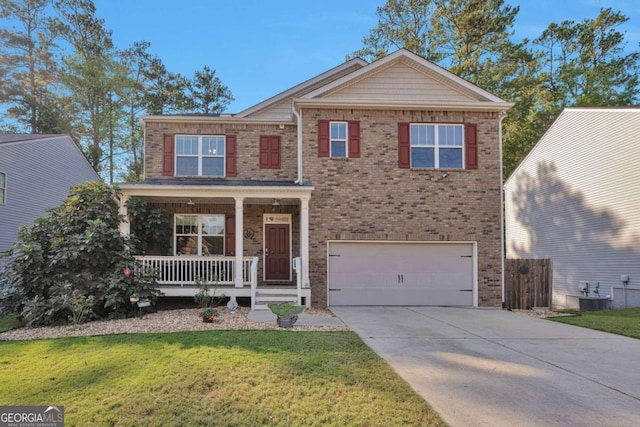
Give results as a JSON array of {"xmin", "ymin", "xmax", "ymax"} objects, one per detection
[
  {"xmin": 505, "ymin": 109, "xmax": 640, "ymax": 308},
  {"xmin": 322, "ymin": 62, "xmax": 473, "ymax": 102},
  {"xmin": 0, "ymin": 136, "xmax": 100, "ymax": 271},
  {"xmin": 248, "ymin": 99, "xmax": 293, "ymax": 121}
]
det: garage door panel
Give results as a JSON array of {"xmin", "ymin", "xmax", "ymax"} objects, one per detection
[{"xmin": 329, "ymin": 242, "xmax": 474, "ymax": 306}]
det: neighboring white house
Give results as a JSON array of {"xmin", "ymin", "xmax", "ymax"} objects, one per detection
[
  {"xmin": 504, "ymin": 108, "xmax": 640, "ymax": 309},
  {"xmin": 0, "ymin": 134, "xmax": 100, "ymax": 272}
]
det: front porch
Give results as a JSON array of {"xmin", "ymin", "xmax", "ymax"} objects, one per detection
[
  {"xmin": 135, "ymin": 255, "xmax": 311, "ymax": 309},
  {"xmin": 119, "ymin": 179, "xmax": 314, "ymax": 310}
]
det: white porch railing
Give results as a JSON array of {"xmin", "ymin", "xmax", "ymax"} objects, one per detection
[
  {"xmin": 135, "ymin": 256, "xmax": 253, "ymax": 286},
  {"xmin": 293, "ymin": 257, "xmax": 302, "ymax": 305}
]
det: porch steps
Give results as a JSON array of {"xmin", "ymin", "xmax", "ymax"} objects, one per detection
[{"xmin": 253, "ymin": 287, "xmax": 299, "ymax": 311}]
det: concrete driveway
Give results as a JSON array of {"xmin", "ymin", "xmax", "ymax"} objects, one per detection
[{"xmin": 331, "ymin": 306, "xmax": 640, "ymax": 427}]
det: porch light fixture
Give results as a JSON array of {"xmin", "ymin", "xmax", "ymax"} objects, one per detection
[
  {"xmin": 187, "ymin": 198, "xmax": 195, "ymax": 206},
  {"xmin": 272, "ymin": 199, "xmax": 280, "ymax": 206}
]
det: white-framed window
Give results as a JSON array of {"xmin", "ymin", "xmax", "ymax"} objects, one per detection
[
  {"xmin": 0, "ymin": 172, "xmax": 5, "ymax": 204},
  {"xmin": 176, "ymin": 135, "xmax": 225, "ymax": 176},
  {"xmin": 410, "ymin": 124, "xmax": 463, "ymax": 169},
  {"xmin": 330, "ymin": 122, "xmax": 348, "ymax": 158},
  {"xmin": 175, "ymin": 214, "xmax": 225, "ymax": 255}
]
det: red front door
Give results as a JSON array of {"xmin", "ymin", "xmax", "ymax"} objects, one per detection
[{"xmin": 265, "ymin": 224, "xmax": 290, "ymax": 280}]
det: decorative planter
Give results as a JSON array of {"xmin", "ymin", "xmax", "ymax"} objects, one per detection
[{"xmin": 276, "ymin": 314, "xmax": 299, "ymax": 328}]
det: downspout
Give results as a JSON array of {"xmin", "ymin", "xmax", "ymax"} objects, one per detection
[
  {"xmin": 499, "ymin": 111, "xmax": 507, "ymax": 307},
  {"xmin": 292, "ymin": 102, "xmax": 303, "ymax": 184}
]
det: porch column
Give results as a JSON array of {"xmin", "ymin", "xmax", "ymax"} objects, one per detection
[
  {"xmin": 300, "ymin": 196, "xmax": 311, "ymax": 288},
  {"xmin": 234, "ymin": 197, "xmax": 244, "ymax": 288},
  {"xmin": 118, "ymin": 194, "xmax": 130, "ymax": 236}
]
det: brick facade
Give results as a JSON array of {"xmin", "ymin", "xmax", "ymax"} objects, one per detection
[
  {"xmin": 301, "ymin": 108, "xmax": 503, "ymax": 307},
  {"xmin": 144, "ymin": 121, "xmax": 297, "ymax": 181}
]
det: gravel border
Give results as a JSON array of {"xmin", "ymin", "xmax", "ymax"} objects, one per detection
[{"xmin": 0, "ymin": 307, "xmax": 348, "ymax": 341}]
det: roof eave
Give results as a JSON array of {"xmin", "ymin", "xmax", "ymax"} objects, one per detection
[
  {"xmin": 139, "ymin": 115, "xmax": 295, "ymax": 125},
  {"xmin": 293, "ymin": 98, "xmax": 514, "ymax": 112}
]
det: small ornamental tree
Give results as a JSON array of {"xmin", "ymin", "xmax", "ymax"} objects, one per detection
[{"xmin": 0, "ymin": 182, "xmax": 160, "ymax": 326}]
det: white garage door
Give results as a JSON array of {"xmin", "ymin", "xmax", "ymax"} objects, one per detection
[{"xmin": 328, "ymin": 242, "xmax": 475, "ymax": 306}]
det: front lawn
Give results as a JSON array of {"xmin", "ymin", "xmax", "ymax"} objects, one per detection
[
  {"xmin": 0, "ymin": 330, "xmax": 444, "ymax": 426},
  {"xmin": 549, "ymin": 307, "xmax": 640, "ymax": 339}
]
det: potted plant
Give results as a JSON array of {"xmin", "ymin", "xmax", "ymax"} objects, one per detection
[
  {"xmin": 268, "ymin": 302, "xmax": 304, "ymax": 328},
  {"xmin": 202, "ymin": 307, "xmax": 219, "ymax": 323},
  {"xmin": 193, "ymin": 276, "xmax": 225, "ymax": 322}
]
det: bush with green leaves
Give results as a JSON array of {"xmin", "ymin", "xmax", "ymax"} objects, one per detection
[
  {"xmin": 125, "ymin": 196, "xmax": 171, "ymax": 255},
  {"xmin": 0, "ymin": 182, "xmax": 161, "ymax": 326}
]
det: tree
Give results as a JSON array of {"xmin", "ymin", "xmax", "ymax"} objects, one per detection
[
  {"xmin": 349, "ymin": 0, "xmax": 437, "ymax": 62},
  {"xmin": 186, "ymin": 65, "xmax": 233, "ymax": 114},
  {"xmin": 142, "ymin": 57, "xmax": 190, "ymax": 115},
  {"xmin": 535, "ymin": 8, "xmax": 640, "ymax": 112},
  {"xmin": 0, "ymin": 182, "xmax": 160, "ymax": 326},
  {"xmin": 0, "ymin": 0, "xmax": 62, "ymax": 133}
]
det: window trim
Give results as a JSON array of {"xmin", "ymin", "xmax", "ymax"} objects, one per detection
[
  {"xmin": 409, "ymin": 123, "xmax": 464, "ymax": 169},
  {"xmin": 174, "ymin": 213, "xmax": 225, "ymax": 256},
  {"xmin": 330, "ymin": 121, "xmax": 348, "ymax": 158},
  {"xmin": 175, "ymin": 135, "xmax": 226, "ymax": 177},
  {"xmin": 0, "ymin": 171, "xmax": 5, "ymax": 205}
]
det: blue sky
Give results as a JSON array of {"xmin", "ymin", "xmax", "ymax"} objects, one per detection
[{"xmin": 93, "ymin": 0, "xmax": 640, "ymax": 113}]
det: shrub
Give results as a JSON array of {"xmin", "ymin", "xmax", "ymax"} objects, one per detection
[{"xmin": 0, "ymin": 182, "xmax": 161, "ymax": 326}]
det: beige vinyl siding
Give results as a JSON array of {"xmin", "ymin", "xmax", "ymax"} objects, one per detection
[
  {"xmin": 241, "ymin": 63, "xmax": 365, "ymax": 120},
  {"xmin": 321, "ymin": 62, "xmax": 473, "ymax": 103},
  {"xmin": 505, "ymin": 109, "xmax": 640, "ymax": 308},
  {"xmin": 249, "ymin": 99, "xmax": 293, "ymax": 120}
]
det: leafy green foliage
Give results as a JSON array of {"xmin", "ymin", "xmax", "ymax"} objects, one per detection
[
  {"xmin": 269, "ymin": 302, "xmax": 305, "ymax": 317},
  {"xmin": 125, "ymin": 196, "xmax": 170, "ymax": 255},
  {"xmin": 0, "ymin": 182, "xmax": 160, "ymax": 326}
]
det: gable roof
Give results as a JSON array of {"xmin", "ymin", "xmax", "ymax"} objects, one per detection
[
  {"xmin": 235, "ymin": 57, "xmax": 368, "ymax": 119},
  {"xmin": 0, "ymin": 134, "xmax": 62, "ymax": 144},
  {"xmin": 0, "ymin": 134, "xmax": 98, "ymax": 177},
  {"xmin": 295, "ymin": 49, "xmax": 512, "ymax": 111}
]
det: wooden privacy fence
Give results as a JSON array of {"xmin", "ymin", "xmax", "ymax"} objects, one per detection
[{"xmin": 504, "ymin": 259, "xmax": 553, "ymax": 310}]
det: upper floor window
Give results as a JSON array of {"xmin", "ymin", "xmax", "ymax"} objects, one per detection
[
  {"xmin": 410, "ymin": 124, "xmax": 463, "ymax": 169},
  {"xmin": 330, "ymin": 122, "xmax": 348, "ymax": 158},
  {"xmin": 176, "ymin": 135, "xmax": 225, "ymax": 177},
  {"xmin": 317, "ymin": 120, "xmax": 360, "ymax": 158},
  {"xmin": 175, "ymin": 214, "xmax": 225, "ymax": 255},
  {"xmin": 0, "ymin": 172, "xmax": 5, "ymax": 204}
]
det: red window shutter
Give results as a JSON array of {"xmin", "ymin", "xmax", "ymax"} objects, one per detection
[
  {"xmin": 348, "ymin": 121, "xmax": 360, "ymax": 158},
  {"xmin": 259, "ymin": 136, "xmax": 270, "ymax": 168},
  {"xmin": 259, "ymin": 135, "xmax": 281, "ymax": 169},
  {"xmin": 162, "ymin": 134, "xmax": 174, "ymax": 176},
  {"xmin": 225, "ymin": 215, "xmax": 235, "ymax": 256},
  {"xmin": 226, "ymin": 135, "xmax": 237, "ymax": 177},
  {"xmin": 398, "ymin": 123, "xmax": 410, "ymax": 168},
  {"xmin": 318, "ymin": 120, "xmax": 330, "ymax": 157},
  {"xmin": 465, "ymin": 123, "xmax": 478, "ymax": 170},
  {"xmin": 270, "ymin": 136, "xmax": 281, "ymax": 168}
]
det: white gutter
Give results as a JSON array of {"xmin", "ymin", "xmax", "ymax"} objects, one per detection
[
  {"xmin": 292, "ymin": 104, "xmax": 303, "ymax": 184},
  {"xmin": 499, "ymin": 111, "xmax": 507, "ymax": 307}
]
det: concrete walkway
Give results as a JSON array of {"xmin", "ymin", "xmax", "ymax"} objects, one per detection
[
  {"xmin": 331, "ymin": 306, "xmax": 640, "ymax": 427},
  {"xmin": 248, "ymin": 310, "xmax": 346, "ymax": 327}
]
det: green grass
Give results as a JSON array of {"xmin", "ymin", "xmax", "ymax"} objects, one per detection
[
  {"xmin": 0, "ymin": 314, "xmax": 22, "ymax": 332},
  {"xmin": 0, "ymin": 330, "xmax": 444, "ymax": 426},
  {"xmin": 549, "ymin": 307, "xmax": 640, "ymax": 339}
]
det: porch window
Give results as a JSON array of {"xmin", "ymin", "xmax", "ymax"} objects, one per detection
[
  {"xmin": 410, "ymin": 124, "xmax": 463, "ymax": 169},
  {"xmin": 175, "ymin": 135, "xmax": 225, "ymax": 177},
  {"xmin": 175, "ymin": 214, "xmax": 225, "ymax": 255}
]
